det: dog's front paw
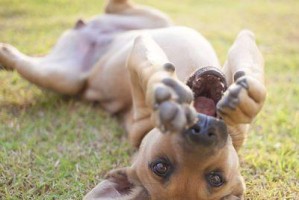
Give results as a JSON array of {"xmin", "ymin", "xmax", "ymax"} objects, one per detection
[
  {"xmin": 217, "ymin": 75, "xmax": 266, "ymax": 125},
  {"xmin": 151, "ymin": 78, "xmax": 197, "ymax": 133}
]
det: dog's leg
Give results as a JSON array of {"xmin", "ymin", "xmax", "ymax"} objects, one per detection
[
  {"xmin": 127, "ymin": 35, "xmax": 196, "ymax": 147},
  {"xmin": 104, "ymin": 0, "xmax": 172, "ymax": 28},
  {"xmin": 105, "ymin": 0, "xmax": 134, "ymax": 13},
  {"xmin": 218, "ymin": 30, "xmax": 266, "ymax": 150},
  {"xmin": 0, "ymin": 38, "xmax": 88, "ymax": 95}
]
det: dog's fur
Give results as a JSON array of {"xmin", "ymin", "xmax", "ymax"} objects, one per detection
[{"xmin": 0, "ymin": 0, "xmax": 266, "ymax": 199}]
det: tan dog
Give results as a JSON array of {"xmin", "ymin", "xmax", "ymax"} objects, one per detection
[{"xmin": 0, "ymin": 0, "xmax": 266, "ymax": 199}]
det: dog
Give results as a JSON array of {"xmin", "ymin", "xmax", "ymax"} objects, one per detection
[{"xmin": 0, "ymin": 0, "xmax": 266, "ymax": 199}]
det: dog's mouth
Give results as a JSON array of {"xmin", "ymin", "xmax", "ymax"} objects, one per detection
[{"xmin": 186, "ymin": 66, "xmax": 227, "ymax": 117}]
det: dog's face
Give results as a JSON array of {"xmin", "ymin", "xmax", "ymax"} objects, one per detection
[
  {"xmin": 132, "ymin": 115, "xmax": 244, "ymax": 200},
  {"xmin": 85, "ymin": 115, "xmax": 245, "ymax": 200}
]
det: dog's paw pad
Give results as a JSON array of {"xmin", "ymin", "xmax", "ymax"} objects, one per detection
[
  {"xmin": 163, "ymin": 63, "xmax": 175, "ymax": 72},
  {"xmin": 162, "ymin": 77, "xmax": 193, "ymax": 104},
  {"xmin": 154, "ymin": 85, "xmax": 172, "ymax": 105},
  {"xmin": 159, "ymin": 101, "xmax": 178, "ymax": 122},
  {"xmin": 152, "ymin": 77, "xmax": 196, "ymax": 132},
  {"xmin": 157, "ymin": 101, "xmax": 196, "ymax": 133}
]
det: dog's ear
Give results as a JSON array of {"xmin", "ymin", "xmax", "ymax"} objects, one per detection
[
  {"xmin": 221, "ymin": 194, "xmax": 243, "ymax": 200},
  {"xmin": 84, "ymin": 168, "xmax": 149, "ymax": 200},
  {"xmin": 221, "ymin": 176, "xmax": 245, "ymax": 200}
]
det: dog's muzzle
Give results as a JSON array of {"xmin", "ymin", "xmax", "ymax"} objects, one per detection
[
  {"xmin": 186, "ymin": 66, "xmax": 227, "ymax": 118},
  {"xmin": 184, "ymin": 114, "xmax": 228, "ymax": 148}
]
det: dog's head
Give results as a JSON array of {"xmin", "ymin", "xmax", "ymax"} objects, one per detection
[
  {"xmin": 84, "ymin": 62, "xmax": 245, "ymax": 199},
  {"xmin": 84, "ymin": 114, "xmax": 245, "ymax": 200}
]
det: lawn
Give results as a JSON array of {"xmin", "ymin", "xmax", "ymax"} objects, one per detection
[{"xmin": 0, "ymin": 0, "xmax": 298, "ymax": 199}]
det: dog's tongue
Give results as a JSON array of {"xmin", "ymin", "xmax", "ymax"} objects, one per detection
[
  {"xmin": 194, "ymin": 96, "xmax": 216, "ymax": 116},
  {"xmin": 186, "ymin": 66, "xmax": 227, "ymax": 117}
]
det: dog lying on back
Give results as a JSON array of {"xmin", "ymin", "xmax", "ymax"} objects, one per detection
[{"xmin": 0, "ymin": 0, "xmax": 266, "ymax": 199}]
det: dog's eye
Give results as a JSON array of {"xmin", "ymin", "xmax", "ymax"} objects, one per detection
[
  {"xmin": 153, "ymin": 162, "xmax": 169, "ymax": 176},
  {"xmin": 206, "ymin": 172, "xmax": 224, "ymax": 187},
  {"xmin": 150, "ymin": 159, "xmax": 172, "ymax": 178}
]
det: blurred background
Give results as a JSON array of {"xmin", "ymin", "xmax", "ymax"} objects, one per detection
[{"xmin": 0, "ymin": 0, "xmax": 298, "ymax": 199}]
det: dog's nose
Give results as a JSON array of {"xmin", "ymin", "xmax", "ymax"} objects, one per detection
[{"xmin": 184, "ymin": 114, "xmax": 228, "ymax": 147}]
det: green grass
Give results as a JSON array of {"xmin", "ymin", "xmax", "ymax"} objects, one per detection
[{"xmin": 0, "ymin": 0, "xmax": 298, "ymax": 199}]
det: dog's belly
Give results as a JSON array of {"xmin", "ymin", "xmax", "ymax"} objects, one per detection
[
  {"xmin": 44, "ymin": 14, "xmax": 152, "ymax": 76},
  {"xmin": 84, "ymin": 27, "xmax": 220, "ymax": 114},
  {"xmin": 47, "ymin": 13, "xmax": 170, "ymax": 74}
]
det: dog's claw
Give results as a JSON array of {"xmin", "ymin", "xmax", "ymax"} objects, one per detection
[
  {"xmin": 184, "ymin": 105, "xmax": 197, "ymax": 125},
  {"xmin": 159, "ymin": 125, "xmax": 166, "ymax": 133},
  {"xmin": 233, "ymin": 70, "xmax": 246, "ymax": 82},
  {"xmin": 236, "ymin": 78, "xmax": 249, "ymax": 89}
]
